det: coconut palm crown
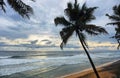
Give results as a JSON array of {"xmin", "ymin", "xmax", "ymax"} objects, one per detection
[
  {"xmin": 54, "ymin": 0, "xmax": 108, "ymax": 49},
  {"xmin": 0, "ymin": 0, "xmax": 34, "ymax": 18},
  {"xmin": 106, "ymin": 4, "xmax": 120, "ymax": 49},
  {"xmin": 54, "ymin": 0, "xmax": 107, "ymax": 78}
]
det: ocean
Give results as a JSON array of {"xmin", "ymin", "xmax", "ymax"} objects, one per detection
[{"xmin": 0, "ymin": 50, "xmax": 120, "ymax": 78}]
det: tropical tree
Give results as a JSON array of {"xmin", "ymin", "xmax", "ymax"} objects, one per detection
[
  {"xmin": 54, "ymin": 0, "xmax": 108, "ymax": 78},
  {"xmin": 106, "ymin": 4, "xmax": 120, "ymax": 49},
  {"xmin": 0, "ymin": 0, "xmax": 34, "ymax": 18}
]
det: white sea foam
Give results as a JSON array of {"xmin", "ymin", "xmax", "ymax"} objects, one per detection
[
  {"xmin": 0, "ymin": 54, "xmax": 86, "ymax": 66},
  {"xmin": 0, "ymin": 51, "xmax": 120, "ymax": 76},
  {"xmin": 0, "ymin": 54, "xmax": 88, "ymax": 76},
  {"xmin": 0, "ymin": 56, "xmax": 11, "ymax": 59}
]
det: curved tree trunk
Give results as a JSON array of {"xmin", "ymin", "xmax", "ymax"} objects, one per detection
[{"xmin": 77, "ymin": 31, "xmax": 100, "ymax": 78}]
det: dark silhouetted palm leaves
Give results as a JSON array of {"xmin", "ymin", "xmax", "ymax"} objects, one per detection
[
  {"xmin": 106, "ymin": 4, "xmax": 120, "ymax": 49},
  {"xmin": 0, "ymin": 0, "xmax": 34, "ymax": 18},
  {"xmin": 54, "ymin": 0, "xmax": 108, "ymax": 78}
]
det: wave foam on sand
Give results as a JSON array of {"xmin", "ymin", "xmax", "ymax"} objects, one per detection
[{"xmin": 60, "ymin": 60, "xmax": 120, "ymax": 78}]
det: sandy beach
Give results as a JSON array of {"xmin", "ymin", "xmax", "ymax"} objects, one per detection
[{"xmin": 60, "ymin": 60, "xmax": 120, "ymax": 78}]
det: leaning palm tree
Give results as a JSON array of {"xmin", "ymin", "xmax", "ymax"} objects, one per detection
[
  {"xmin": 106, "ymin": 4, "xmax": 120, "ymax": 49},
  {"xmin": 54, "ymin": 0, "xmax": 108, "ymax": 78},
  {"xmin": 0, "ymin": 0, "xmax": 34, "ymax": 18}
]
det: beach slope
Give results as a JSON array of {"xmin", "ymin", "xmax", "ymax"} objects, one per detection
[{"xmin": 60, "ymin": 60, "xmax": 120, "ymax": 78}]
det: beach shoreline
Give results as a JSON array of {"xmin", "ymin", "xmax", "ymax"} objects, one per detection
[
  {"xmin": 59, "ymin": 60, "xmax": 120, "ymax": 78},
  {"xmin": 0, "ymin": 50, "xmax": 120, "ymax": 78},
  {"xmin": 1, "ymin": 59, "xmax": 120, "ymax": 78}
]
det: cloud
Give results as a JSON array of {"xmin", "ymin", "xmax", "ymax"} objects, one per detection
[
  {"xmin": 0, "ymin": 35, "xmax": 58, "ymax": 50},
  {"xmin": 40, "ymin": 39, "xmax": 52, "ymax": 45},
  {"xmin": 0, "ymin": 0, "xmax": 119, "ymax": 51},
  {"xmin": 0, "ymin": 42, "xmax": 7, "ymax": 46},
  {"xmin": 0, "ymin": 0, "xmax": 118, "ymax": 39},
  {"xmin": 0, "ymin": 35, "xmax": 118, "ymax": 51},
  {"xmin": 30, "ymin": 40, "xmax": 38, "ymax": 45}
]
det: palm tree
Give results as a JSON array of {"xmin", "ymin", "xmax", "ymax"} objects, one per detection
[
  {"xmin": 54, "ymin": 0, "xmax": 108, "ymax": 78},
  {"xmin": 0, "ymin": 0, "xmax": 34, "ymax": 18},
  {"xmin": 106, "ymin": 4, "xmax": 120, "ymax": 49}
]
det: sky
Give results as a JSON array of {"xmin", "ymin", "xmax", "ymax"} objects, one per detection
[{"xmin": 0, "ymin": 0, "xmax": 119, "ymax": 51}]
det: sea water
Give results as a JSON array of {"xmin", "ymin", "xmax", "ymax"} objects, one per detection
[{"xmin": 0, "ymin": 50, "xmax": 120, "ymax": 77}]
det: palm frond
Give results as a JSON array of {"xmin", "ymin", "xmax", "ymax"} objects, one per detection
[
  {"xmin": 67, "ymin": 2, "xmax": 73, "ymax": 9},
  {"xmin": 0, "ymin": 0, "xmax": 6, "ymax": 12},
  {"xmin": 7, "ymin": 0, "xmax": 33, "ymax": 18},
  {"xmin": 84, "ymin": 7, "xmax": 97, "ymax": 22},
  {"xmin": 111, "ymin": 34, "xmax": 120, "ymax": 39},
  {"xmin": 60, "ymin": 26, "xmax": 75, "ymax": 49},
  {"xmin": 64, "ymin": 2, "xmax": 72, "ymax": 19},
  {"xmin": 106, "ymin": 14, "xmax": 120, "ymax": 21},
  {"xmin": 84, "ymin": 24, "xmax": 108, "ymax": 35},
  {"xmin": 77, "ymin": 3, "xmax": 97, "ymax": 23},
  {"xmin": 84, "ymin": 29, "xmax": 99, "ymax": 36},
  {"xmin": 65, "ymin": 8, "xmax": 77, "ymax": 21},
  {"xmin": 113, "ymin": 5, "xmax": 120, "ymax": 17},
  {"xmin": 74, "ymin": 0, "xmax": 77, "ymax": 7},
  {"xmin": 64, "ymin": 0, "xmax": 79, "ymax": 21},
  {"xmin": 54, "ymin": 17, "xmax": 71, "ymax": 26},
  {"xmin": 74, "ymin": 0, "xmax": 79, "ymax": 9},
  {"xmin": 111, "ymin": 34, "xmax": 120, "ymax": 50},
  {"xmin": 78, "ymin": 3, "xmax": 86, "ymax": 21},
  {"xmin": 117, "ymin": 39, "xmax": 120, "ymax": 49},
  {"xmin": 115, "ymin": 28, "xmax": 120, "ymax": 34},
  {"xmin": 117, "ymin": 43, "xmax": 120, "ymax": 49},
  {"xmin": 81, "ymin": 3, "xmax": 87, "ymax": 11},
  {"xmin": 106, "ymin": 22, "xmax": 120, "ymax": 26}
]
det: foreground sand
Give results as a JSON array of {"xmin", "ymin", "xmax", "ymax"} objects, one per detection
[{"xmin": 60, "ymin": 60, "xmax": 120, "ymax": 78}]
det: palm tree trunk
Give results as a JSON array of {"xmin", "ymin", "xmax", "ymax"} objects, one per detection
[{"xmin": 77, "ymin": 31, "xmax": 100, "ymax": 78}]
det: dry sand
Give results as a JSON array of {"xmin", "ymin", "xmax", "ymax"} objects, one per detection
[{"xmin": 60, "ymin": 60, "xmax": 120, "ymax": 78}]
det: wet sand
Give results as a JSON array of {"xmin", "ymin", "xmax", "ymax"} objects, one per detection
[{"xmin": 60, "ymin": 60, "xmax": 120, "ymax": 78}]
